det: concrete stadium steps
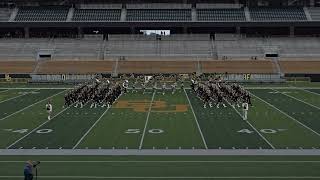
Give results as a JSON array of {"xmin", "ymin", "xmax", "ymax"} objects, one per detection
[
  {"xmin": 26, "ymin": 60, "xmax": 277, "ymax": 74},
  {"xmin": 116, "ymin": 61, "xmax": 197, "ymax": 74},
  {"xmin": 0, "ymin": 37, "xmax": 320, "ymax": 59},
  {"xmin": 279, "ymin": 61, "xmax": 320, "ymax": 74},
  {"xmin": 308, "ymin": 7, "xmax": 320, "ymax": 21},
  {"xmin": 0, "ymin": 59, "xmax": 318, "ymax": 75},
  {"xmin": 0, "ymin": 8, "xmax": 11, "ymax": 21},
  {"xmin": 201, "ymin": 60, "xmax": 276, "ymax": 74},
  {"xmin": 35, "ymin": 60, "xmax": 114, "ymax": 74},
  {"xmin": 0, "ymin": 61, "xmax": 36, "ymax": 74}
]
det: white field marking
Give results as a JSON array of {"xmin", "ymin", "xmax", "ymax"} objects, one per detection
[
  {"xmin": 0, "ymin": 90, "xmax": 66, "ymax": 121},
  {"xmin": 73, "ymin": 107, "xmax": 110, "ymax": 149},
  {"xmin": 0, "ymin": 88, "xmax": 71, "ymax": 90},
  {"xmin": 1, "ymin": 176, "xmax": 320, "ymax": 179},
  {"xmin": 1, "ymin": 87, "xmax": 320, "ymax": 90},
  {"xmin": 6, "ymin": 103, "xmax": 73, "ymax": 149},
  {"xmin": 139, "ymin": 91, "xmax": 156, "ymax": 149},
  {"xmin": 0, "ymin": 89, "xmax": 39, "ymax": 104},
  {"xmin": 273, "ymin": 89, "xmax": 320, "ymax": 110},
  {"xmin": 183, "ymin": 89, "xmax": 208, "ymax": 149},
  {"xmin": 2, "ymin": 160, "xmax": 320, "ymax": 163},
  {"xmin": 225, "ymin": 99, "xmax": 275, "ymax": 149},
  {"xmin": 251, "ymin": 93, "xmax": 320, "ymax": 138},
  {"xmin": 299, "ymin": 88, "xmax": 320, "ymax": 96},
  {"xmin": 0, "ymin": 89, "xmax": 9, "ymax": 94},
  {"xmin": 245, "ymin": 87, "xmax": 320, "ymax": 90}
]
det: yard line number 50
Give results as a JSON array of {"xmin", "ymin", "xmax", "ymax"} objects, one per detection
[{"xmin": 125, "ymin": 129, "xmax": 164, "ymax": 134}]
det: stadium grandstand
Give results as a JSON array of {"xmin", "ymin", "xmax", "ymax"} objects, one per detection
[
  {"xmin": 0, "ymin": 0, "xmax": 320, "ymax": 179},
  {"xmin": 0, "ymin": 0, "xmax": 318, "ymax": 82}
]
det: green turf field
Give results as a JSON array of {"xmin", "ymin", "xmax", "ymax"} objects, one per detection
[
  {"xmin": 0, "ymin": 85, "xmax": 319, "ymax": 150},
  {"xmin": 2, "ymin": 156, "xmax": 320, "ymax": 179},
  {"xmin": 0, "ymin": 84, "xmax": 320, "ymax": 179}
]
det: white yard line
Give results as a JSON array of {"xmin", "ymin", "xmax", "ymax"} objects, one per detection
[
  {"xmin": 184, "ymin": 89, "xmax": 208, "ymax": 149},
  {"xmin": 0, "ymin": 176, "xmax": 319, "ymax": 179},
  {"xmin": 72, "ymin": 107, "xmax": 110, "ymax": 149},
  {"xmin": 225, "ymin": 100, "xmax": 275, "ymax": 149},
  {"xmin": 0, "ymin": 89, "xmax": 9, "ymax": 94},
  {"xmin": 1, "ymin": 160, "xmax": 320, "ymax": 163},
  {"xmin": 0, "ymin": 89, "xmax": 38, "ymax": 104},
  {"xmin": 251, "ymin": 93, "xmax": 320, "ymax": 138},
  {"xmin": 6, "ymin": 104, "xmax": 72, "ymax": 149},
  {"xmin": 139, "ymin": 91, "xmax": 156, "ymax": 150},
  {"xmin": 272, "ymin": 89, "xmax": 320, "ymax": 110},
  {"xmin": 0, "ymin": 90, "xmax": 66, "ymax": 121},
  {"xmin": 299, "ymin": 88, "xmax": 320, "ymax": 96}
]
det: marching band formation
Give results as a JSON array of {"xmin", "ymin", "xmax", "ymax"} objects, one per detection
[
  {"xmin": 64, "ymin": 78, "xmax": 123, "ymax": 109},
  {"xmin": 61, "ymin": 74, "xmax": 252, "ymax": 120},
  {"xmin": 191, "ymin": 77, "xmax": 252, "ymax": 120}
]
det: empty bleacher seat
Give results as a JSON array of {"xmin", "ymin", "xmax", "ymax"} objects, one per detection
[
  {"xmin": 250, "ymin": 7, "xmax": 307, "ymax": 21},
  {"xmin": 197, "ymin": 8, "xmax": 245, "ymax": 21},
  {"xmin": 126, "ymin": 9, "xmax": 191, "ymax": 21},
  {"xmin": 79, "ymin": 4, "xmax": 122, "ymax": 9},
  {"xmin": 72, "ymin": 9, "xmax": 121, "ymax": 21},
  {"xmin": 126, "ymin": 3, "xmax": 191, "ymax": 9},
  {"xmin": 15, "ymin": 6, "xmax": 69, "ymax": 22}
]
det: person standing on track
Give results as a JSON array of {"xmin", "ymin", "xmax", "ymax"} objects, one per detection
[
  {"xmin": 46, "ymin": 100, "xmax": 53, "ymax": 120},
  {"xmin": 23, "ymin": 160, "xmax": 34, "ymax": 180}
]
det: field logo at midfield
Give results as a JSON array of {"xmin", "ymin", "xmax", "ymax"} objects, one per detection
[{"xmin": 114, "ymin": 100, "xmax": 188, "ymax": 112}]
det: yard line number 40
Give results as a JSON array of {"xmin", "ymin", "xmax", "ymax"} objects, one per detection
[
  {"xmin": 3, "ymin": 128, "xmax": 53, "ymax": 134},
  {"xmin": 238, "ymin": 129, "xmax": 287, "ymax": 134}
]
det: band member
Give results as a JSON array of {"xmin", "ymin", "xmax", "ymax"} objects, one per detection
[
  {"xmin": 162, "ymin": 82, "xmax": 166, "ymax": 95},
  {"xmin": 180, "ymin": 82, "xmax": 184, "ymax": 91},
  {"xmin": 46, "ymin": 100, "xmax": 52, "ymax": 120},
  {"xmin": 242, "ymin": 102, "xmax": 249, "ymax": 120},
  {"xmin": 122, "ymin": 80, "xmax": 129, "ymax": 94},
  {"xmin": 171, "ymin": 82, "xmax": 177, "ymax": 94},
  {"xmin": 142, "ymin": 82, "xmax": 146, "ymax": 94},
  {"xmin": 132, "ymin": 81, "xmax": 138, "ymax": 93}
]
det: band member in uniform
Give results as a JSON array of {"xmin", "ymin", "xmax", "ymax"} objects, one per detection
[
  {"xmin": 132, "ymin": 81, "xmax": 138, "ymax": 93},
  {"xmin": 180, "ymin": 81, "xmax": 184, "ymax": 91},
  {"xmin": 162, "ymin": 82, "xmax": 166, "ymax": 95},
  {"xmin": 122, "ymin": 80, "xmax": 129, "ymax": 94},
  {"xmin": 242, "ymin": 102, "xmax": 249, "ymax": 120},
  {"xmin": 46, "ymin": 100, "xmax": 53, "ymax": 120},
  {"xmin": 171, "ymin": 82, "xmax": 177, "ymax": 94},
  {"xmin": 142, "ymin": 82, "xmax": 146, "ymax": 94}
]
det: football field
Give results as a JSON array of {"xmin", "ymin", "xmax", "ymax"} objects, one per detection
[
  {"xmin": 0, "ymin": 84, "xmax": 319, "ymax": 150},
  {"xmin": 1, "ymin": 83, "xmax": 320, "ymax": 179}
]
